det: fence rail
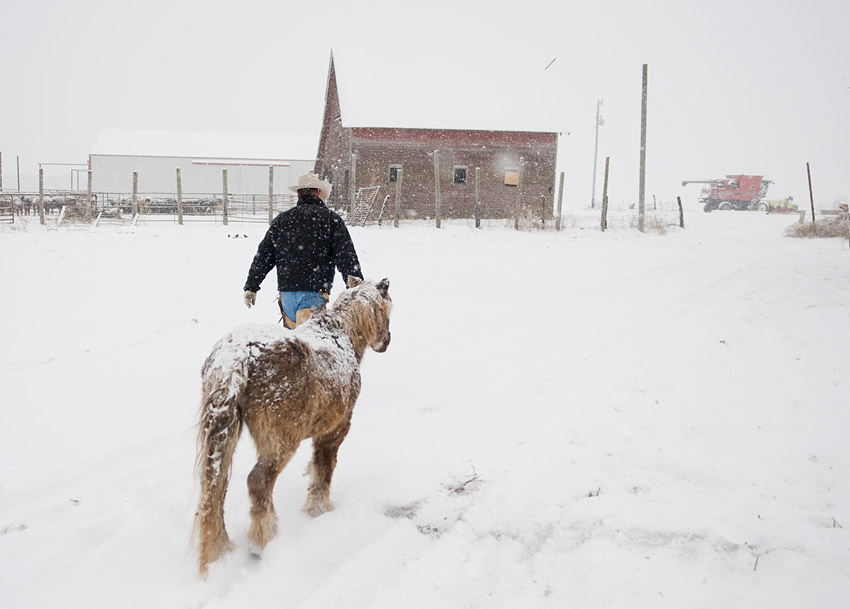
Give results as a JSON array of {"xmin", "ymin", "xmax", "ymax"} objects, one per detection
[{"xmin": 0, "ymin": 190, "xmax": 298, "ymax": 225}]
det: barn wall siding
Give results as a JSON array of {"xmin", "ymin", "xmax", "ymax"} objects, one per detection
[
  {"xmin": 360, "ymin": 128, "xmax": 556, "ymax": 219},
  {"xmin": 319, "ymin": 127, "xmax": 557, "ymax": 219}
]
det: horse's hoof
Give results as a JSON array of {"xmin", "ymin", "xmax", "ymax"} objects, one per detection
[{"xmin": 303, "ymin": 499, "xmax": 334, "ymax": 518}]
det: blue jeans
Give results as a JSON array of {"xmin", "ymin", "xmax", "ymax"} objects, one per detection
[{"xmin": 280, "ymin": 291, "xmax": 328, "ymax": 324}]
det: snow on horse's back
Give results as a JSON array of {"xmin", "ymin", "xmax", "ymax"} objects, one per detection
[{"xmin": 193, "ymin": 278, "xmax": 392, "ymax": 577}]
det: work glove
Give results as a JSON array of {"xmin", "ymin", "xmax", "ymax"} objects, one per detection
[{"xmin": 243, "ymin": 290, "xmax": 257, "ymax": 309}]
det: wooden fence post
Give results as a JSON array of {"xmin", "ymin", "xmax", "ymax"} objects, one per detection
[
  {"xmin": 86, "ymin": 170, "xmax": 92, "ymax": 222},
  {"xmin": 474, "ymin": 167, "xmax": 481, "ymax": 229},
  {"xmin": 806, "ymin": 162, "xmax": 816, "ymax": 226},
  {"xmin": 222, "ymin": 168, "xmax": 229, "ymax": 226},
  {"xmin": 394, "ymin": 167, "xmax": 403, "ymax": 228},
  {"xmin": 601, "ymin": 157, "xmax": 610, "ymax": 231},
  {"xmin": 555, "ymin": 171, "xmax": 565, "ymax": 231},
  {"xmin": 514, "ymin": 157, "xmax": 524, "ymax": 230},
  {"xmin": 349, "ymin": 153, "xmax": 357, "ymax": 215},
  {"xmin": 434, "ymin": 150, "xmax": 441, "ymax": 229},
  {"xmin": 268, "ymin": 166, "xmax": 274, "ymax": 225},
  {"xmin": 638, "ymin": 63, "xmax": 648, "ymax": 233},
  {"xmin": 176, "ymin": 167, "xmax": 183, "ymax": 225},
  {"xmin": 132, "ymin": 171, "xmax": 139, "ymax": 218},
  {"xmin": 541, "ymin": 193, "xmax": 546, "ymax": 228},
  {"xmin": 677, "ymin": 196, "xmax": 685, "ymax": 229},
  {"xmin": 38, "ymin": 167, "xmax": 44, "ymax": 224}
]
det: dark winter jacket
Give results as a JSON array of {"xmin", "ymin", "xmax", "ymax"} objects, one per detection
[{"xmin": 243, "ymin": 195, "xmax": 363, "ymax": 294}]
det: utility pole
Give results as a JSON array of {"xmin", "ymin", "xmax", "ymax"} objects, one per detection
[{"xmin": 590, "ymin": 99, "xmax": 603, "ymax": 208}]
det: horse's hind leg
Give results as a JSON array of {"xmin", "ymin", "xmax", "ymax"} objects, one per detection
[
  {"xmin": 247, "ymin": 449, "xmax": 295, "ymax": 551},
  {"xmin": 304, "ymin": 415, "xmax": 352, "ymax": 517}
]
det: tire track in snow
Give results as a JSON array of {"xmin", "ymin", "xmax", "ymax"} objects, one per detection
[{"xmin": 549, "ymin": 252, "xmax": 776, "ymax": 382}]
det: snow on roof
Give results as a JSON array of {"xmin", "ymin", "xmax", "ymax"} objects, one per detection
[
  {"xmin": 330, "ymin": 47, "xmax": 564, "ymax": 134},
  {"xmin": 90, "ymin": 129, "xmax": 318, "ymax": 160}
]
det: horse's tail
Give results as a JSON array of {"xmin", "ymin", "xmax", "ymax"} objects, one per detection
[{"xmin": 193, "ymin": 346, "xmax": 249, "ymax": 577}]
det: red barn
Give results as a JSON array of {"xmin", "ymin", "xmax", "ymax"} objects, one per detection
[{"xmin": 315, "ymin": 50, "xmax": 559, "ymax": 221}]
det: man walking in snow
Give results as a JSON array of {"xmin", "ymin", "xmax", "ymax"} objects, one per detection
[{"xmin": 243, "ymin": 173, "xmax": 363, "ymax": 328}]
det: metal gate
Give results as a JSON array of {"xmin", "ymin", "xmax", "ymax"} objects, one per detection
[{"xmin": 0, "ymin": 194, "xmax": 14, "ymax": 224}]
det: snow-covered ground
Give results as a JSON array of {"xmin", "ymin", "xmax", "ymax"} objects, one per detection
[{"xmin": 1, "ymin": 207, "xmax": 848, "ymax": 608}]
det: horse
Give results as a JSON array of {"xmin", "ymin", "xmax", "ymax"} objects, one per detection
[{"xmin": 193, "ymin": 277, "xmax": 392, "ymax": 577}]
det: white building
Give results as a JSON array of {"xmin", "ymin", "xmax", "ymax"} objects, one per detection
[{"xmin": 89, "ymin": 129, "xmax": 318, "ymax": 195}]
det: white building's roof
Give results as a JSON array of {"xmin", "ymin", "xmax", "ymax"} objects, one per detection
[
  {"xmin": 90, "ymin": 129, "xmax": 319, "ymax": 160},
  {"xmin": 330, "ymin": 47, "xmax": 564, "ymax": 134}
]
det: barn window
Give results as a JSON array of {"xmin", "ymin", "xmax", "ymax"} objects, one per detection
[
  {"xmin": 504, "ymin": 169, "xmax": 520, "ymax": 187},
  {"xmin": 389, "ymin": 164, "xmax": 402, "ymax": 183},
  {"xmin": 453, "ymin": 166, "xmax": 468, "ymax": 184}
]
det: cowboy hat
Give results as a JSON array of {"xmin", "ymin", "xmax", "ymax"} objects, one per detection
[{"xmin": 288, "ymin": 173, "xmax": 332, "ymax": 201}]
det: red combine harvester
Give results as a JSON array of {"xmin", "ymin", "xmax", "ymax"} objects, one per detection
[{"xmin": 682, "ymin": 174, "xmax": 774, "ymax": 213}]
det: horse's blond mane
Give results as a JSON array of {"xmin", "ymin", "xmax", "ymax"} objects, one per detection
[{"xmin": 328, "ymin": 283, "xmax": 390, "ymax": 357}]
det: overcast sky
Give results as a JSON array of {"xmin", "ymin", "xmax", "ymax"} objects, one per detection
[{"xmin": 2, "ymin": 0, "xmax": 848, "ymax": 207}]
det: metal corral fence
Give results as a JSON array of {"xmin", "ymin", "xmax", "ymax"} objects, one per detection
[
  {"xmin": 1, "ymin": 192, "xmax": 72, "ymax": 219},
  {"xmin": 3, "ymin": 184, "xmax": 688, "ymax": 233},
  {"xmin": 0, "ymin": 191, "xmax": 297, "ymax": 226},
  {"xmin": 94, "ymin": 192, "xmax": 298, "ymax": 225}
]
